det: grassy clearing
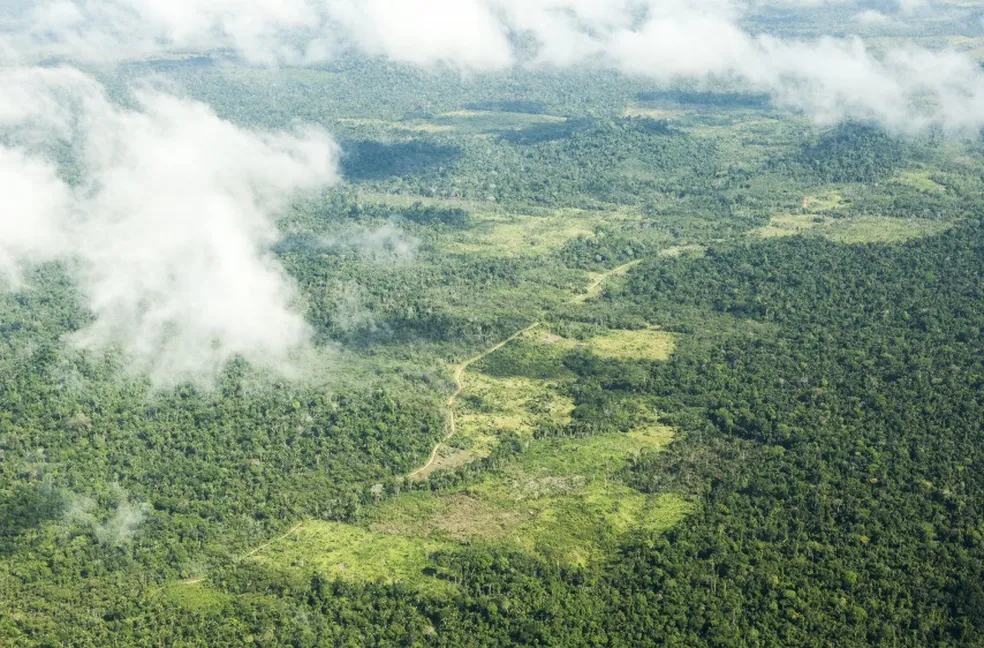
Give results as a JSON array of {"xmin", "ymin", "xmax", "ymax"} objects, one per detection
[
  {"xmin": 892, "ymin": 170, "xmax": 946, "ymax": 193},
  {"xmin": 476, "ymin": 327, "xmax": 677, "ymax": 371},
  {"xmin": 334, "ymin": 117, "xmax": 454, "ymax": 133},
  {"xmin": 160, "ymin": 579, "xmax": 285, "ymax": 615},
  {"xmin": 248, "ymin": 303, "xmax": 687, "ymax": 588},
  {"xmin": 753, "ymin": 213, "xmax": 830, "ymax": 238},
  {"xmin": 661, "ymin": 244, "xmax": 706, "ymax": 258},
  {"xmin": 584, "ymin": 329, "xmax": 677, "ymax": 362},
  {"xmin": 802, "ymin": 190, "xmax": 847, "ymax": 212},
  {"xmin": 426, "ymin": 324, "xmax": 676, "ymax": 477},
  {"xmin": 304, "ymin": 326, "xmax": 683, "ymax": 574},
  {"xmin": 445, "ymin": 204, "xmax": 651, "ymax": 259},
  {"xmin": 575, "ymin": 260, "xmax": 642, "ymax": 303},
  {"xmin": 368, "ymin": 425, "xmax": 687, "ymax": 566},
  {"xmin": 410, "ymin": 324, "xmax": 557, "ymax": 482},
  {"xmin": 409, "ymin": 442, "xmax": 481, "ymax": 481},
  {"xmin": 433, "ymin": 110, "xmax": 568, "ymax": 135},
  {"xmin": 457, "ymin": 371, "xmax": 575, "ymax": 441},
  {"xmin": 753, "ymin": 213, "xmax": 953, "ymax": 244},
  {"xmin": 622, "ymin": 105, "xmax": 688, "ymax": 120},
  {"xmin": 683, "ymin": 114, "xmax": 808, "ymax": 170},
  {"xmin": 438, "ymin": 109, "xmax": 566, "ymax": 123},
  {"xmin": 445, "ymin": 211, "xmax": 600, "ymax": 257},
  {"xmin": 249, "ymin": 521, "xmax": 456, "ymax": 595},
  {"xmin": 508, "ymin": 425, "xmax": 674, "ymax": 477},
  {"xmin": 819, "ymin": 216, "xmax": 954, "ymax": 244},
  {"xmin": 478, "ymin": 326, "xmax": 677, "ymax": 373},
  {"xmin": 246, "ymin": 425, "xmax": 687, "ymax": 588}
]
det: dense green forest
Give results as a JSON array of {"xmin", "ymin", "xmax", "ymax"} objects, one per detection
[{"xmin": 2, "ymin": 50, "xmax": 984, "ymax": 646}]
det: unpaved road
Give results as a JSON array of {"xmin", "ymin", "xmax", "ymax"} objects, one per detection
[
  {"xmin": 240, "ymin": 522, "xmax": 305, "ymax": 560},
  {"xmin": 236, "ymin": 255, "xmax": 646, "ymax": 562},
  {"xmin": 407, "ymin": 322, "xmax": 542, "ymax": 479}
]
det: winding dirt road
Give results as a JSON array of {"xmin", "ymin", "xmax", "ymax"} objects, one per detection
[
  {"xmin": 407, "ymin": 322, "xmax": 542, "ymax": 479},
  {"xmin": 580, "ymin": 259, "xmax": 642, "ymax": 300},
  {"xmin": 406, "ymin": 258, "xmax": 649, "ymax": 480},
  {"xmin": 234, "ymin": 257, "xmax": 644, "ymax": 563},
  {"xmin": 239, "ymin": 522, "xmax": 305, "ymax": 560}
]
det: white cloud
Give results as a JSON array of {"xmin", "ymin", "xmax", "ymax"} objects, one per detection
[
  {"xmin": 3, "ymin": 0, "xmax": 982, "ymax": 133},
  {"xmin": 63, "ymin": 487, "xmax": 150, "ymax": 545},
  {"xmin": 896, "ymin": 0, "xmax": 931, "ymax": 16},
  {"xmin": 0, "ymin": 68, "xmax": 340, "ymax": 385},
  {"xmin": 0, "ymin": 147, "xmax": 73, "ymax": 287},
  {"xmin": 606, "ymin": 12, "xmax": 755, "ymax": 81},
  {"xmin": 855, "ymin": 10, "xmax": 891, "ymax": 25},
  {"xmin": 324, "ymin": 0, "xmax": 514, "ymax": 68},
  {"xmin": 333, "ymin": 221, "xmax": 420, "ymax": 263}
]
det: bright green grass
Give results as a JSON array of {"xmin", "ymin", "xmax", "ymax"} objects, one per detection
[
  {"xmin": 803, "ymin": 190, "xmax": 847, "ymax": 212},
  {"xmin": 587, "ymin": 329, "xmax": 677, "ymax": 361},
  {"xmin": 508, "ymin": 425, "xmax": 674, "ymax": 476},
  {"xmin": 457, "ymin": 371, "xmax": 574, "ymax": 437},
  {"xmin": 241, "ymin": 241, "xmax": 691, "ymax": 589},
  {"xmin": 753, "ymin": 213, "xmax": 830, "ymax": 239},
  {"xmin": 661, "ymin": 244, "xmax": 706, "ymax": 258},
  {"xmin": 892, "ymin": 170, "xmax": 946, "ymax": 193},
  {"xmin": 433, "ymin": 110, "xmax": 567, "ymax": 135},
  {"xmin": 444, "ymin": 208, "xmax": 641, "ymax": 258},
  {"xmin": 682, "ymin": 114, "xmax": 811, "ymax": 170},
  {"xmin": 819, "ymin": 216, "xmax": 954, "ymax": 244},
  {"xmin": 513, "ymin": 327, "xmax": 677, "ymax": 362},
  {"xmin": 445, "ymin": 326, "xmax": 676, "ymax": 471},
  {"xmin": 249, "ymin": 521, "xmax": 456, "ymax": 595},
  {"xmin": 754, "ymin": 214, "xmax": 954, "ymax": 244},
  {"xmin": 366, "ymin": 425, "xmax": 689, "ymax": 567},
  {"xmin": 445, "ymin": 213, "xmax": 597, "ymax": 257}
]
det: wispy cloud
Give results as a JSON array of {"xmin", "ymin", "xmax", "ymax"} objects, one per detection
[
  {"xmin": 0, "ymin": 68, "xmax": 339, "ymax": 385},
  {"xmin": 63, "ymin": 486, "xmax": 149, "ymax": 545},
  {"xmin": 3, "ymin": 1, "xmax": 983, "ymax": 132}
]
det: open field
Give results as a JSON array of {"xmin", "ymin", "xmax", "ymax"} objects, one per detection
[
  {"xmin": 445, "ymin": 212, "xmax": 599, "ymax": 257},
  {"xmin": 455, "ymin": 372, "xmax": 573, "ymax": 443},
  {"xmin": 587, "ymin": 328, "xmax": 677, "ymax": 361},
  {"xmin": 576, "ymin": 260, "xmax": 642, "ymax": 302},
  {"xmin": 434, "ymin": 110, "xmax": 568, "ymax": 134},
  {"xmin": 162, "ymin": 581, "xmax": 243, "ymax": 611},
  {"xmin": 802, "ymin": 190, "xmax": 848, "ymax": 212},
  {"xmin": 245, "ymin": 296, "xmax": 686, "ymax": 584},
  {"xmin": 753, "ymin": 213, "xmax": 831, "ymax": 238},
  {"xmin": 753, "ymin": 213, "xmax": 955, "ymax": 243},
  {"xmin": 334, "ymin": 117, "xmax": 455, "ymax": 134},
  {"xmin": 249, "ymin": 521, "xmax": 457, "ymax": 595},
  {"xmin": 366, "ymin": 425, "xmax": 687, "ymax": 567},
  {"xmin": 891, "ymin": 169, "xmax": 947, "ymax": 194},
  {"xmin": 243, "ymin": 419, "xmax": 686, "ymax": 590},
  {"xmin": 819, "ymin": 216, "xmax": 955, "ymax": 244},
  {"xmin": 499, "ymin": 326, "xmax": 677, "ymax": 362}
]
